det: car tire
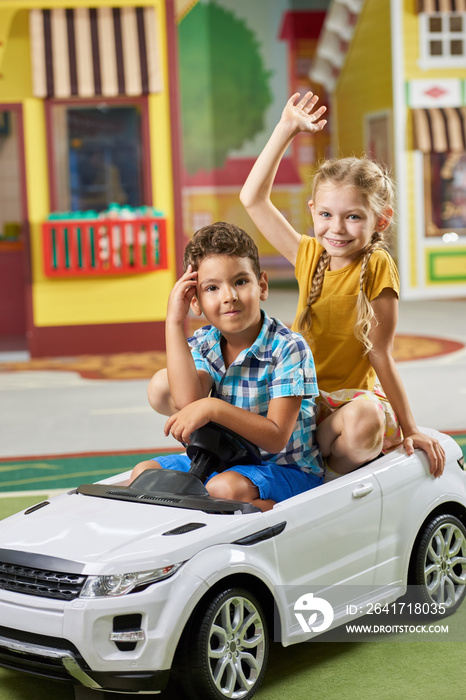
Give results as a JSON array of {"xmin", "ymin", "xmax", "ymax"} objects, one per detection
[
  {"xmin": 176, "ymin": 586, "xmax": 269, "ymax": 700},
  {"xmin": 411, "ymin": 513, "xmax": 466, "ymax": 617}
]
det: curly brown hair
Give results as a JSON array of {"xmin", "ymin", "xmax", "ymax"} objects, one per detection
[{"xmin": 183, "ymin": 222, "xmax": 261, "ymax": 280}]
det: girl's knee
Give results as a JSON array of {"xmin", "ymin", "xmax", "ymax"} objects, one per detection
[
  {"xmin": 344, "ymin": 400, "xmax": 384, "ymax": 449},
  {"xmin": 147, "ymin": 369, "xmax": 174, "ymax": 415},
  {"xmin": 351, "ymin": 399, "xmax": 384, "ymax": 426}
]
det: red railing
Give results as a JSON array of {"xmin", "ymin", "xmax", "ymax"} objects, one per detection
[{"xmin": 42, "ymin": 217, "xmax": 168, "ymax": 277}]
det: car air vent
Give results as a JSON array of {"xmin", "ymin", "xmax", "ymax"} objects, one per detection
[
  {"xmin": 103, "ymin": 490, "xmax": 181, "ymax": 504},
  {"xmin": 0, "ymin": 561, "xmax": 86, "ymax": 601},
  {"xmin": 163, "ymin": 522, "xmax": 207, "ymax": 536},
  {"xmin": 106, "ymin": 490, "xmax": 135, "ymax": 498},
  {"xmin": 140, "ymin": 495, "xmax": 181, "ymax": 504},
  {"xmin": 24, "ymin": 501, "xmax": 50, "ymax": 515}
]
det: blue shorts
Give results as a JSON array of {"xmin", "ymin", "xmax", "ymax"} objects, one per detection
[{"xmin": 154, "ymin": 454, "xmax": 322, "ymax": 503}]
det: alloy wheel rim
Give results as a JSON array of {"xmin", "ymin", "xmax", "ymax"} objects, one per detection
[
  {"xmin": 424, "ymin": 523, "xmax": 466, "ymax": 608},
  {"xmin": 207, "ymin": 595, "xmax": 266, "ymax": 699}
]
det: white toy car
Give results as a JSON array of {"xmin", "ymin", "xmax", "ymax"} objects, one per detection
[{"xmin": 0, "ymin": 423, "xmax": 465, "ymax": 700}]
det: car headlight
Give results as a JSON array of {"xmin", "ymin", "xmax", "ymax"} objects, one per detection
[{"xmin": 80, "ymin": 563, "xmax": 183, "ymax": 598}]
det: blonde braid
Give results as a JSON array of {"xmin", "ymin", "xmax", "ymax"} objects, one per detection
[
  {"xmin": 355, "ymin": 232, "xmax": 387, "ymax": 354},
  {"xmin": 297, "ymin": 249, "xmax": 330, "ymax": 339}
]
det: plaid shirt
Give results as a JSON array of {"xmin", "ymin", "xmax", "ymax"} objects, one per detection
[{"xmin": 188, "ymin": 311, "xmax": 322, "ymax": 475}]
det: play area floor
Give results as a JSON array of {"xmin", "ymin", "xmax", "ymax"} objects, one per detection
[
  {"xmin": 0, "ymin": 333, "xmax": 463, "ymax": 380},
  {"xmin": 1, "ymin": 295, "xmax": 466, "ymax": 700}
]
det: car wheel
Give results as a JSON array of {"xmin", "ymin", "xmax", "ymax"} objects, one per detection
[
  {"xmin": 412, "ymin": 513, "xmax": 466, "ymax": 616},
  {"xmin": 177, "ymin": 586, "xmax": 269, "ymax": 700}
]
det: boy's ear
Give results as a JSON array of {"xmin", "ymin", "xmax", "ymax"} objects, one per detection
[
  {"xmin": 190, "ymin": 295, "xmax": 203, "ymax": 316},
  {"xmin": 259, "ymin": 271, "xmax": 269, "ymax": 301}
]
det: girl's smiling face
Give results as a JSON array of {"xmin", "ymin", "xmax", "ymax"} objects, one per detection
[{"xmin": 310, "ymin": 183, "xmax": 382, "ymax": 270}]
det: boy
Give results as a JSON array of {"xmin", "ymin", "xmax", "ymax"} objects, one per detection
[{"xmin": 130, "ymin": 222, "xmax": 322, "ymax": 511}]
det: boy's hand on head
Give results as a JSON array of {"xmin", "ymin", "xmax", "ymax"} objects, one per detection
[
  {"xmin": 166, "ymin": 265, "xmax": 198, "ymax": 324},
  {"xmin": 281, "ymin": 91, "xmax": 327, "ymax": 136},
  {"xmin": 403, "ymin": 431, "xmax": 446, "ymax": 478},
  {"xmin": 164, "ymin": 398, "xmax": 212, "ymax": 445}
]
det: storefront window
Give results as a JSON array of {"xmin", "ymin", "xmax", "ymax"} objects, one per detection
[
  {"xmin": 50, "ymin": 103, "xmax": 146, "ymax": 213},
  {"xmin": 0, "ymin": 107, "xmax": 27, "ymax": 343},
  {"xmin": 0, "ymin": 111, "xmax": 22, "ymax": 240},
  {"xmin": 425, "ymin": 152, "xmax": 466, "ymax": 238}
]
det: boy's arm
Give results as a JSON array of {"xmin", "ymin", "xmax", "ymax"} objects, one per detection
[
  {"xmin": 240, "ymin": 92, "xmax": 327, "ymax": 265},
  {"xmin": 368, "ymin": 288, "xmax": 445, "ymax": 477},
  {"xmin": 164, "ymin": 395, "xmax": 302, "ymax": 455},
  {"xmin": 166, "ymin": 266, "xmax": 213, "ymax": 409}
]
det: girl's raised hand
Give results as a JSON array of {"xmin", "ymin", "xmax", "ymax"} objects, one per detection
[
  {"xmin": 281, "ymin": 91, "xmax": 327, "ymax": 136},
  {"xmin": 166, "ymin": 265, "xmax": 198, "ymax": 324}
]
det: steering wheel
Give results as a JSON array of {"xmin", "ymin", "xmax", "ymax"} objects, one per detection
[
  {"xmin": 186, "ymin": 422, "xmax": 261, "ymax": 482},
  {"xmin": 130, "ymin": 422, "xmax": 262, "ymax": 496}
]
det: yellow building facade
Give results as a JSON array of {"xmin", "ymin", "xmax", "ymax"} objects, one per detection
[
  {"xmin": 312, "ymin": 0, "xmax": 466, "ymax": 299},
  {"xmin": 0, "ymin": 0, "xmax": 182, "ymax": 356}
]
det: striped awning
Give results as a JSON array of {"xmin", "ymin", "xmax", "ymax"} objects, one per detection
[
  {"xmin": 29, "ymin": 7, "xmax": 162, "ymax": 99},
  {"xmin": 412, "ymin": 107, "xmax": 466, "ymax": 152},
  {"xmin": 416, "ymin": 0, "xmax": 466, "ymax": 12}
]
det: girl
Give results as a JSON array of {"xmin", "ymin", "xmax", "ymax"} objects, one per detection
[{"xmin": 240, "ymin": 92, "xmax": 445, "ymax": 478}]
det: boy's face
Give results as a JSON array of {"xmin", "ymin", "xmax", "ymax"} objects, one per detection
[{"xmin": 191, "ymin": 255, "xmax": 268, "ymax": 341}]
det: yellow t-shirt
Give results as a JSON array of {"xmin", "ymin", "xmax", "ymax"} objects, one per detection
[{"xmin": 292, "ymin": 235, "xmax": 400, "ymax": 393}]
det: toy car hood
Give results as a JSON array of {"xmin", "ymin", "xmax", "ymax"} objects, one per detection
[{"xmin": 0, "ymin": 487, "xmax": 263, "ymax": 574}]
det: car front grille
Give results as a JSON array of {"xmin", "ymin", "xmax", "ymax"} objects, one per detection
[{"xmin": 0, "ymin": 561, "xmax": 86, "ymax": 600}]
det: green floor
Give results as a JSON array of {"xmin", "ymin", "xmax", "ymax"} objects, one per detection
[
  {"xmin": 0, "ymin": 450, "xmax": 182, "ymax": 494},
  {"xmin": 1, "ymin": 435, "xmax": 466, "ymax": 699},
  {"xmin": 1, "ymin": 610, "xmax": 465, "ymax": 700}
]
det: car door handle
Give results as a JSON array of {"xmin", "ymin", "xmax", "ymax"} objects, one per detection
[{"xmin": 352, "ymin": 483, "xmax": 374, "ymax": 499}]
